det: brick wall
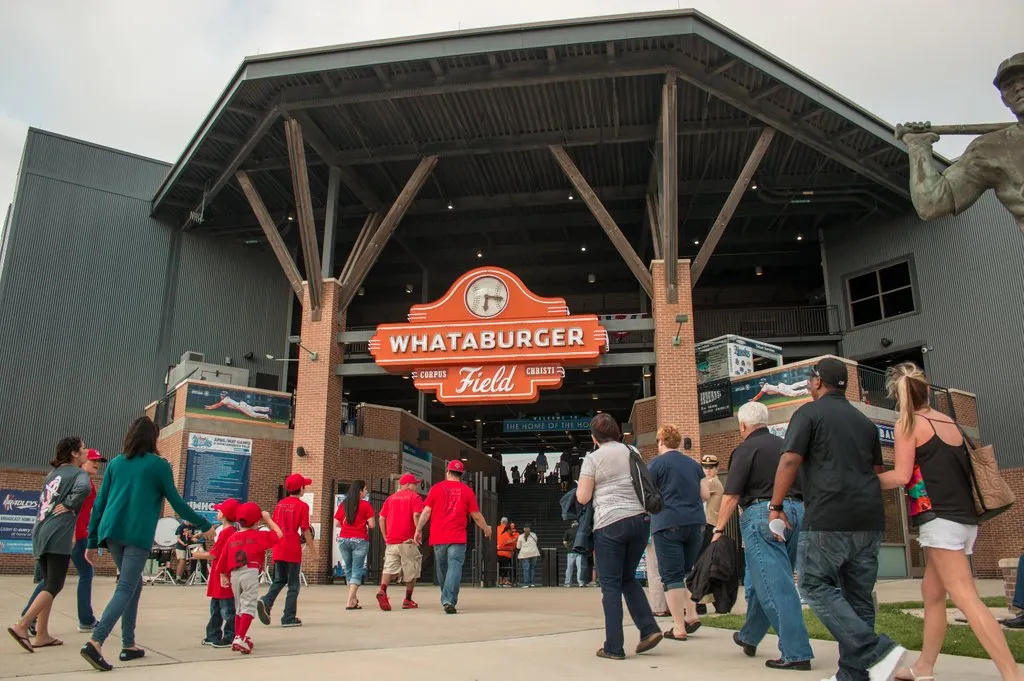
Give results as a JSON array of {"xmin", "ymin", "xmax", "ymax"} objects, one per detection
[
  {"xmin": 972, "ymin": 466, "xmax": 1024, "ymax": 577},
  {"xmin": 629, "ymin": 397, "xmax": 658, "ymax": 461},
  {"xmin": 1001, "ymin": 558, "xmax": 1021, "ymax": 613},
  {"xmin": 950, "ymin": 390, "xmax": 978, "ymax": 428},
  {"xmin": 651, "ymin": 260, "xmax": 700, "ymax": 459}
]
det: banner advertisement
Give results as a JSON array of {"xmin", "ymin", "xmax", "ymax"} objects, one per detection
[
  {"xmin": 698, "ymin": 379, "xmax": 733, "ymax": 422},
  {"xmin": 0, "ymin": 489, "xmax": 39, "ymax": 554},
  {"xmin": 502, "ymin": 416, "xmax": 592, "ymax": 433},
  {"xmin": 183, "ymin": 433, "xmax": 252, "ymax": 523},
  {"xmin": 332, "ymin": 494, "xmax": 369, "ymax": 581},
  {"xmin": 767, "ymin": 423, "xmax": 789, "ymax": 439},
  {"xmin": 185, "ymin": 384, "xmax": 292, "ymax": 427},
  {"xmin": 876, "ymin": 423, "xmax": 895, "ymax": 447},
  {"xmin": 401, "ymin": 442, "xmax": 432, "ymax": 490},
  {"xmin": 731, "ymin": 365, "xmax": 815, "ymax": 413}
]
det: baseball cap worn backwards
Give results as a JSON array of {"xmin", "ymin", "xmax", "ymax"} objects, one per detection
[{"xmin": 812, "ymin": 357, "xmax": 848, "ymax": 389}]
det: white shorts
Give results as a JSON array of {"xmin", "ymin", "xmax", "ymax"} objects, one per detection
[{"xmin": 917, "ymin": 517, "xmax": 979, "ymax": 554}]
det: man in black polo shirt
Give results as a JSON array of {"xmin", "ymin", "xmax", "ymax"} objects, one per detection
[
  {"xmin": 712, "ymin": 400, "xmax": 812, "ymax": 671},
  {"xmin": 770, "ymin": 358, "xmax": 905, "ymax": 681}
]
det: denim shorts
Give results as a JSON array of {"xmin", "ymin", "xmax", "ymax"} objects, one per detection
[{"xmin": 652, "ymin": 523, "xmax": 704, "ymax": 590}]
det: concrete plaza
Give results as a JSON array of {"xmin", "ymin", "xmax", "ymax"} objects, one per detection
[{"xmin": 0, "ymin": 575, "xmax": 1006, "ymax": 680}]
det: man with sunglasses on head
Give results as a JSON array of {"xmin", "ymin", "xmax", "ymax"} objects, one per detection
[{"xmin": 769, "ymin": 358, "xmax": 905, "ymax": 681}]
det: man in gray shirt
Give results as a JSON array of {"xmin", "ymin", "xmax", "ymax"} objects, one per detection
[{"xmin": 8, "ymin": 438, "xmax": 91, "ymax": 651}]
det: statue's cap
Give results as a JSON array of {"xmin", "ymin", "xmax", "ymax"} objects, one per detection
[{"xmin": 994, "ymin": 53, "xmax": 1024, "ymax": 88}]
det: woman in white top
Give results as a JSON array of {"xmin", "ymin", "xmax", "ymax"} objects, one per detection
[
  {"xmin": 516, "ymin": 526, "xmax": 540, "ymax": 588},
  {"xmin": 576, "ymin": 413, "xmax": 663, "ymax": 660}
]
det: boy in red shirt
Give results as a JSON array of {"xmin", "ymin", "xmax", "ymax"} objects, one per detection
[
  {"xmin": 217, "ymin": 502, "xmax": 282, "ymax": 654},
  {"xmin": 414, "ymin": 461, "xmax": 492, "ymax": 614},
  {"xmin": 257, "ymin": 474, "xmax": 313, "ymax": 627},
  {"xmin": 376, "ymin": 473, "xmax": 425, "ymax": 611},
  {"xmin": 191, "ymin": 498, "xmax": 239, "ymax": 648}
]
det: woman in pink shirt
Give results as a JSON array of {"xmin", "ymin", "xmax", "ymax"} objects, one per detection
[{"xmin": 334, "ymin": 480, "xmax": 375, "ymax": 610}]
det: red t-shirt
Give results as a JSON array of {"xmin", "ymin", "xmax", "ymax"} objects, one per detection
[
  {"xmin": 335, "ymin": 500, "xmax": 374, "ymax": 540},
  {"xmin": 74, "ymin": 482, "xmax": 96, "ymax": 541},
  {"xmin": 216, "ymin": 528, "xmax": 278, "ymax": 573},
  {"xmin": 379, "ymin": 489, "xmax": 424, "ymax": 544},
  {"xmin": 206, "ymin": 525, "xmax": 237, "ymax": 599},
  {"xmin": 271, "ymin": 496, "xmax": 311, "ymax": 563},
  {"xmin": 424, "ymin": 480, "xmax": 479, "ymax": 546}
]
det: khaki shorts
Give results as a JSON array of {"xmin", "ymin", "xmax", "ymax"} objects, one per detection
[{"xmin": 382, "ymin": 541, "xmax": 422, "ymax": 580}]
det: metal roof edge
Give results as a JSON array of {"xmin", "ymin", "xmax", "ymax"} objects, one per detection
[{"xmin": 25, "ymin": 127, "xmax": 171, "ymax": 167}]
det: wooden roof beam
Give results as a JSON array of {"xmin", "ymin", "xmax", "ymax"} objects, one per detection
[
  {"xmin": 235, "ymin": 170, "xmax": 304, "ymax": 299},
  {"xmin": 283, "ymin": 118, "xmax": 324, "ymax": 318}
]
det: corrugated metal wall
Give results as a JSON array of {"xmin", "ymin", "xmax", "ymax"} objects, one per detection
[
  {"xmin": 0, "ymin": 130, "xmax": 291, "ymax": 470},
  {"xmin": 823, "ymin": 193, "xmax": 1024, "ymax": 467}
]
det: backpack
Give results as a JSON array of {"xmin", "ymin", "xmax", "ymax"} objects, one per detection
[{"xmin": 626, "ymin": 444, "xmax": 663, "ymax": 514}]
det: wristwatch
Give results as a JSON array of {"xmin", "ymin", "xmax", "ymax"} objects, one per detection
[
  {"xmin": 768, "ymin": 503, "xmax": 785, "ymax": 512},
  {"xmin": 712, "ymin": 528, "xmax": 724, "ymax": 535}
]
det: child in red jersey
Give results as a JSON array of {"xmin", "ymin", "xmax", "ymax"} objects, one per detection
[
  {"xmin": 216, "ymin": 502, "xmax": 282, "ymax": 654},
  {"xmin": 191, "ymin": 498, "xmax": 240, "ymax": 648}
]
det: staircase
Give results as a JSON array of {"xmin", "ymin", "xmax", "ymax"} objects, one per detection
[{"xmin": 499, "ymin": 483, "xmax": 580, "ymax": 585}]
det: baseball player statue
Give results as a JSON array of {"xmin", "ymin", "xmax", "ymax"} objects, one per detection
[{"xmin": 897, "ymin": 53, "xmax": 1023, "ymax": 231}]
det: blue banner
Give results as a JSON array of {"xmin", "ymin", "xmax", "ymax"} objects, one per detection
[
  {"xmin": 503, "ymin": 416, "xmax": 592, "ymax": 433},
  {"xmin": 876, "ymin": 423, "xmax": 895, "ymax": 447},
  {"xmin": 0, "ymin": 488, "xmax": 39, "ymax": 554},
  {"xmin": 183, "ymin": 433, "xmax": 252, "ymax": 523}
]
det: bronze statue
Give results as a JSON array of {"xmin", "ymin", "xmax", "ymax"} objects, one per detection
[{"xmin": 898, "ymin": 53, "xmax": 1023, "ymax": 231}]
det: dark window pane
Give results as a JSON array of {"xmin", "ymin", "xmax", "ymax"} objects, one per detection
[
  {"xmin": 879, "ymin": 262, "xmax": 911, "ymax": 292},
  {"xmin": 882, "ymin": 288, "xmax": 915, "ymax": 317},
  {"xmin": 848, "ymin": 272, "xmax": 879, "ymax": 301},
  {"xmin": 851, "ymin": 297, "xmax": 883, "ymax": 326}
]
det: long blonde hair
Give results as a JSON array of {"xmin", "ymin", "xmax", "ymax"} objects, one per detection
[{"xmin": 885, "ymin": 362, "xmax": 929, "ymax": 435}]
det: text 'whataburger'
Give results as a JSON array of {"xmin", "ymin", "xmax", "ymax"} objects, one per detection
[{"xmin": 387, "ymin": 327, "xmax": 585, "ymax": 354}]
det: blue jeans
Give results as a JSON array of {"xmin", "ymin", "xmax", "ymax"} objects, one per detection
[
  {"xmin": 262, "ymin": 561, "xmax": 301, "ymax": 621},
  {"xmin": 206, "ymin": 597, "xmax": 235, "ymax": 642},
  {"xmin": 92, "ymin": 541, "xmax": 149, "ymax": 648},
  {"xmin": 652, "ymin": 522, "xmax": 704, "ymax": 590},
  {"xmin": 593, "ymin": 514, "xmax": 660, "ymax": 657},
  {"xmin": 337, "ymin": 538, "xmax": 369, "ymax": 585},
  {"xmin": 565, "ymin": 552, "xmax": 584, "ymax": 585},
  {"xmin": 520, "ymin": 557, "xmax": 537, "ymax": 586},
  {"xmin": 433, "ymin": 543, "xmax": 466, "ymax": 606},
  {"xmin": 22, "ymin": 539, "xmax": 95, "ymax": 626},
  {"xmin": 738, "ymin": 501, "xmax": 813, "ymax": 663},
  {"xmin": 1013, "ymin": 554, "xmax": 1024, "ymax": 609},
  {"xmin": 798, "ymin": 530, "xmax": 894, "ymax": 681}
]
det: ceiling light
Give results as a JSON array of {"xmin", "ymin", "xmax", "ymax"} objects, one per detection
[
  {"xmin": 447, "ymin": 200, "xmax": 454, "ymax": 210},
  {"xmin": 476, "ymin": 250, "xmax": 483, "ymax": 258},
  {"xmin": 592, "ymin": 394, "xmax": 599, "ymax": 400},
  {"xmin": 286, "ymin": 212, "xmax": 295, "ymax": 222},
  {"xmin": 580, "ymin": 244, "xmax": 587, "ymax": 252},
  {"xmin": 587, "ymin": 273, "xmax": 596, "ymax": 284},
  {"xmin": 642, "ymin": 370, "xmax": 652, "ymax": 378},
  {"xmin": 405, "ymin": 284, "xmax": 413, "ymax": 294},
  {"xmin": 755, "ymin": 265, "xmax": 764, "ymax": 276},
  {"xmin": 568, "ymin": 192, "xmax": 574, "ymax": 200},
  {"xmin": 245, "ymin": 238, "xmax": 259, "ymax": 245},
  {"xmin": 431, "ymin": 398, "xmax": 438, "ymax": 403},
  {"xmin": 693, "ymin": 239, "xmax": 700, "ymax": 245},
  {"xmin": 357, "ymin": 286, "xmax": 365, "ymax": 296},
  {"xmin": 796, "ymin": 234, "xmax": 804, "ymax": 241},
  {"xmin": 450, "ymin": 411, "xmax": 455, "ymax": 419},
  {"xmin": 474, "ymin": 417, "xmax": 482, "ymax": 423},
  {"xmin": 461, "ymin": 457, "xmax": 468, "ymax": 462},
  {"xmin": 750, "ymin": 181, "xmax": 758, "ymax": 191},
  {"xmin": 582, "ymin": 368, "xmax": 590, "ymax": 373}
]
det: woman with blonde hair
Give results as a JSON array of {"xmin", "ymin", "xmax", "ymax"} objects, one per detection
[{"xmin": 879, "ymin": 362, "xmax": 1021, "ymax": 681}]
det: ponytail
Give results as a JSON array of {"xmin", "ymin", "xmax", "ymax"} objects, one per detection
[{"xmin": 885, "ymin": 362, "xmax": 929, "ymax": 435}]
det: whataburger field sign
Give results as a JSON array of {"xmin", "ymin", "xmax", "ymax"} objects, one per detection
[{"xmin": 370, "ymin": 267, "xmax": 609, "ymax": 405}]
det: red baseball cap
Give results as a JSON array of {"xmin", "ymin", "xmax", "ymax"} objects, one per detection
[
  {"xmin": 399, "ymin": 473, "xmax": 421, "ymax": 486},
  {"xmin": 236, "ymin": 502, "xmax": 262, "ymax": 527},
  {"xmin": 447, "ymin": 460, "xmax": 465, "ymax": 473},
  {"xmin": 285, "ymin": 473, "xmax": 313, "ymax": 492},
  {"xmin": 213, "ymin": 498, "xmax": 240, "ymax": 522},
  {"xmin": 86, "ymin": 449, "xmax": 107, "ymax": 463}
]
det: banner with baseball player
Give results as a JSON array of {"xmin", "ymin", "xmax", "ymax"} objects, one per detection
[
  {"xmin": 731, "ymin": 365, "xmax": 815, "ymax": 413},
  {"xmin": 185, "ymin": 383, "xmax": 292, "ymax": 427}
]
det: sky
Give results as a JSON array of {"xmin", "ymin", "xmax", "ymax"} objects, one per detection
[{"xmin": 0, "ymin": 0, "xmax": 1021, "ymax": 227}]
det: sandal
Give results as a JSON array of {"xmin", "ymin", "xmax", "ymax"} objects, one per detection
[
  {"xmin": 895, "ymin": 666, "xmax": 934, "ymax": 681},
  {"xmin": 34, "ymin": 638, "xmax": 63, "ymax": 648},
  {"xmin": 663, "ymin": 629, "xmax": 688, "ymax": 641},
  {"xmin": 7, "ymin": 627, "xmax": 33, "ymax": 653},
  {"xmin": 684, "ymin": 620, "xmax": 702, "ymax": 635},
  {"xmin": 345, "ymin": 605, "xmax": 362, "ymax": 610}
]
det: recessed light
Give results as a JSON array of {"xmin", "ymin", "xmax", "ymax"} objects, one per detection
[
  {"xmin": 796, "ymin": 234, "xmax": 804, "ymax": 241},
  {"xmin": 693, "ymin": 239, "xmax": 700, "ymax": 245},
  {"xmin": 750, "ymin": 181, "xmax": 758, "ymax": 191},
  {"xmin": 568, "ymin": 192, "xmax": 574, "ymax": 200},
  {"xmin": 447, "ymin": 200, "xmax": 454, "ymax": 210},
  {"xmin": 580, "ymin": 244, "xmax": 587, "ymax": 252}
]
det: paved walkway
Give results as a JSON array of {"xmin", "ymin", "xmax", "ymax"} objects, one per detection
[{"xmin": 0, "ymin": 576, "xmax": 1005, "ymax": 680}]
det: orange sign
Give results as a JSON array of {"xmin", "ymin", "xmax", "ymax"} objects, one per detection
[{"xmin": 369, "ymin": 268, "xmax": 609, "ymax": 405}]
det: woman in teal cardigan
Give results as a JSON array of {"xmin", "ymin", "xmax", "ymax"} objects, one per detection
[{"xmin": 80, "ymin": 417, "xmax": 213, "ymax": 672}]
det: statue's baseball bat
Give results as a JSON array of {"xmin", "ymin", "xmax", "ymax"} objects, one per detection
[{"xmin": 895, "ymin": 122, "xmax": 1015, "ymax": 139}]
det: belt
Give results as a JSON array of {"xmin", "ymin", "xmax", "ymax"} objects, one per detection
[{"xmin": 742, "ymin": 496, "xmax": 801, "ymax": 509}]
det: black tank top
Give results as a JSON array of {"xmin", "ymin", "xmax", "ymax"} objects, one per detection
[{"xmin": 904, "ymin": 417, "xmax": 978, "ymax": 527}]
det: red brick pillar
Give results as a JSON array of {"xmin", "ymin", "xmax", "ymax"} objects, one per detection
[
  {"xmin": 291, "ymin": 279, "xmax": 346, "ymax": 583},
  {"xmin": 651, "ymin": 260, "xmax": 700, "ymax": 459}
]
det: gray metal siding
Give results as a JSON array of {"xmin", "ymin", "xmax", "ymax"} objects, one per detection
[
  {"xmin": 823, "ymin": 192, "xmax": 1024, "ymax": 467},
  {"xmin": 0, "ymin": 130, "xmax": 291, "ymax": 470}
]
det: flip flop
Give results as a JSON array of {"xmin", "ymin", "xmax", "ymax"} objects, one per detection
[
  {"xmin": 345, "ymin": 605, "xmax": 362, "ymax": 610},
  {"xmin": 34, "ymin": 638, "xmax": 63, "ymax": 648},
  {"xmin": 684, "ymin": 620, "xmax": 702, "ymax": 635},
  {"xmin": 7, "ymin": 627, "xmax": 34, "ymax": 653},
  {"xmin": 663, "ymin": 629, "xmax": 688, "ymax": 641}
]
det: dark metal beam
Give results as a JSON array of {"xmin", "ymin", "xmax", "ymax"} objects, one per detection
[
  {"xmin": 284, "ymin": 119, "xmax": 324, "ymax": 317},
  {"xmin": 234, "ymin": 170, "xmax": 304, "ymax": 298},
  {"xmin": 691, "ymin": 127, "xmax": 776, "ymax": 285},
  {"xmin": 708, "ymin": 58, "xmax": 738, "ymax": 77},
  {"xmin": 337, "ymin": 156, "xmax": 438, "ymax": 313},
  {"xmin": 549, "ymin": 145, "xmax": 654, "ymax": 298},
  {"xmin": 322, "ymin": 166, "xmax": 341, "ymax": 279},
  {"xmin": 660, "ymin": 74, "xmax": 679, "ymax": 302}
]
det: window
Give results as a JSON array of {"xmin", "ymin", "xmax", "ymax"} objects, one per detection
[{"xmin": 846, "ymin": 260, "xmax": 916, "ymax": 327}]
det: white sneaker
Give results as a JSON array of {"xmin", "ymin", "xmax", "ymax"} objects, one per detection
[
  {"xmin": 868, "ymin": 645, "xmax": 906, "ymax": 681},
  {"xmin": 820, "ymin": 676, "xmax": 837, "ymax": 681}
]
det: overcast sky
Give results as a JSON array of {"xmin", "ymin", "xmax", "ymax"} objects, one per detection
[{"xmin": 0, "ymin": 0, "xmax": 1021, "ymax": 220}]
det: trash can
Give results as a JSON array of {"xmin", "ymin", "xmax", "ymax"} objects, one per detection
[{"xmin": 541, "ymin": 548, "xmax": 558, "ymax": 586}]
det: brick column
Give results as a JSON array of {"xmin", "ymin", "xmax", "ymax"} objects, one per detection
[
  {"xmin": 291, "ymin": 279, "xmax": 346, "ymax": 583},
  {"xmin": 650, "ymin": 260, "xmax": 700, "ymax": 459}
]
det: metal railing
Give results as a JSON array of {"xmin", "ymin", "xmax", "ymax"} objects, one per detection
[
  {"xmin": 856, "ymin": 365, "xmax": 955, "ymax": 418},
  {"xmin": 693, "ymin": 305, "xmax": 841, "ymax": 342}
]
